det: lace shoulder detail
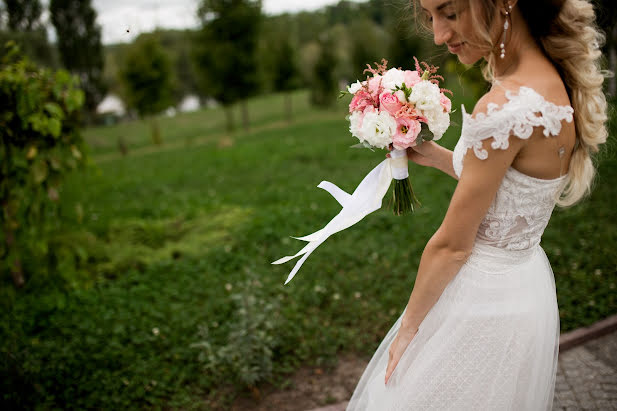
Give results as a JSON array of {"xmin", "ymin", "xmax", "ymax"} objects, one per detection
[{"xmin": 452, "ymin": 86, "xmax": 574, "ymax": 178}]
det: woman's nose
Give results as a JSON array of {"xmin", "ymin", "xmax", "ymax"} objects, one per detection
[{"xmin": 432, "ymin": 19, "xmax": 452, "ymax": 46}]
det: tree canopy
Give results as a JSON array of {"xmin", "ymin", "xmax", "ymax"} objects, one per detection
[{"xmin": 49, "ymin": 0, "xmax": 105, "ymax": 114}]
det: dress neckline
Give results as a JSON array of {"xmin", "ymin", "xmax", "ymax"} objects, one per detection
[{"xmin": 507, "ymin": 165, "xmax": 568, "ymax": 183}]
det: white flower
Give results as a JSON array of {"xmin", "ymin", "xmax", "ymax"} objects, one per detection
[
  {"xmin": 394, "ymin": 90, "xmax": 406, "ymax": 104},
  {"xmin": 423, "ymin": 108, "xmax": 450, "ymax": 140},
  {"xmin": 381, "ymin": 68, "xmax": 406, "ymax": 91},
  {"xmin": 360, "ymin": 110, "xmax": 396, "ymax": 149},
  {"xmin": 349, "ymin": 110, "xmax": 365, "ymax": 142},
  {"xmin": 348, "ymin": 80, "xmax": 363, "ymax": 94},
  {"xmin": 408, "ymin": 80, "xmax": 442, "ymax": 112}
]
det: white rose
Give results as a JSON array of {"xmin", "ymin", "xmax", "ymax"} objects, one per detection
[
  {"xmin": 349, "ymin": 110, "xmax": 365, "ymax": 141},
  {"xmin": 348, "ymin": 80, "xmax": 363, "ymax": 94},
  {"xmin": 381, "ymin": 68, "xmax": 406, "ymax": 92},
  {"xmin": 360, "ymin": 111, "xmax": 397, "ymax": 149},
  {"xmin": 408, "ymin": 80, "xmax": 442, "ymax": 112}
]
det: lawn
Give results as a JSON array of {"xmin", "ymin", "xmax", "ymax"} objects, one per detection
[{"xmin": 1, "ymin": 86, "xmax": 615, "ymax": 409}]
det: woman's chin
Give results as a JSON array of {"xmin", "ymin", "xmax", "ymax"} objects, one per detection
[{"xmin": 457, "ymin": 53, "xmax": 482, "ymax": 66}]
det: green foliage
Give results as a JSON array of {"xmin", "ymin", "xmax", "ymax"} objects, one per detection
[
  {"xmin": 349, "ymin": 18, "xmax": 387, "ymax": 80},
  {"xmin": 194, "ymin": 0, "xmax": 263, "ymax": 107},
  {"xmin": 193, "ymin": 270, "xmax": 281, "ymax": 388},
  {"xmin": 120, "ymin": 36, "xmax": 174, "ymax": 117},
  {"xmin": 49, "ymin": 0, "xmax": 105, "ymax": 114},
  {"xmin": 3, "ymin": 0, "xmax": 42, "ymax": 31},
  {"xmin": 385, "ymin": 0, "xmax": 426, "ymax": 69},
  {"xmin": 311, "ymin": 34, "xmax": 338, "ymax": 107},
  {"xmin": 0, "ymin": 41, "xmax": 87, "ymax": 286},
  {"xmin": 0, "ymin": 28, "xmax": 56, "ymax": 68},
  {"xmin": 271, "ymin": 36, "xmax": 302, "ymax": 93}
]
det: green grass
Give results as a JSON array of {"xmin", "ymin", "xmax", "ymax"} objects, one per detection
[{"xmin": 1, "ymin": 87, "xmax": 615, "ymax": 409}]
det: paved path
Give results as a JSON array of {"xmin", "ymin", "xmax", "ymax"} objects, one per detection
[
  {"xmin": 309, "ymin": 328, "xmax": 617, "ymax": 411},
  {"xmin": 553, "ymin": 329, "xmax": 617, "ymax": 410}
]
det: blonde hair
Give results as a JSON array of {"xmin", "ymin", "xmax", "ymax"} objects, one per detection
[{"xmin": 415, "ymin": 0, "xmax": 610, "ymax": 206}]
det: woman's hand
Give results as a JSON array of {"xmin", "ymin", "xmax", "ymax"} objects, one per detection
[
  {"xmin": 386, "ymin": 142, "xmax": 438, "ymax": 168},
  {"xmin": 385, "ymin": 325, "xmax": 419, "ymax": 385}
]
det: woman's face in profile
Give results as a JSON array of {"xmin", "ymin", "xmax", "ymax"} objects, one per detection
[{"xmin": 419, "ymin": 0, "xmax": 496, "ymax": 65}]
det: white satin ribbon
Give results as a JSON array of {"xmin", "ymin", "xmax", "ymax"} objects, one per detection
[{"xmin": 272, "ymin": 153, "xmax": 407, "ymax": 285}]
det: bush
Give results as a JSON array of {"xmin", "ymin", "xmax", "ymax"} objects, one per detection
[{"xmin": 0, "ymin": 41, "xmax": 87, "ymax": 287}]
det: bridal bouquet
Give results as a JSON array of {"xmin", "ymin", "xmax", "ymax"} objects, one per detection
[
  {"xmin": 273, "ymin": 58, "xmax": 452, "ymax": 285},
  {"xmin": 344, "ymin": 58, "xmax": 452, "ymax": 214}
]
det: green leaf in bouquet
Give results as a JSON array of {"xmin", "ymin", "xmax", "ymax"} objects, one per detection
[
  {"xmin": 349, "ymin": 141, "xmax": 375, "ymax": 151},
  {"xmin": 418, "ymin": 122, "xmax": 434, "ymax": 142}
]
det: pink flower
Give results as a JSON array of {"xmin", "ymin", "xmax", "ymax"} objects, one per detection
[
  {"xmin": 349, "ymin": 90, "xmax": 373, "ymax": 113},
  {"xmin": 440, "ymin": 94, "xmax": 452, "ymax": 112},
  {"xmin": 379, "ymin": 92, "xmax": 403, "ymax": 116},
  {"xmin": 392, "ymin": 117, "xmax": 422, "ymax": 150},
  {"xmin": 403, "ymin": 70, "xmax": 422, "ymax": 88},
  {"xmin": 363, "ymin": 105, "xmax": 376, "ymax": 114},
  {"xmin": 367, "ymin": 75, "xmax": 383, "ymax": 95}
]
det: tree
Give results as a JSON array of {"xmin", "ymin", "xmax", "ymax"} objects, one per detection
[
  {"xmin": 0, "ymin": 42, "xmax": 87, "ymax": 287},
  {"xmin": 120, "ymin": 35, "xmax": 174, "ymax": 145},
  {"xmin": 349, "ymin": 18, "xmax": 385, "ymax": 80},
  {"xmin": 385, "ymin": 0, "xmax": 425, "ymax": 70},
  {"xmin": 0, "ymin": 0, "xmax": 55, "ymax": 67},
  {"xmin": 272, "ymin": 35, "xmax": 301, "ymax": 121},
  {"xmin": 4, "ymin": 0, "xmax": 42, "ymax": 31},
  {"xmin": 49, "ymin": 0, "xmax": 105, "ymax": 118},
  {"xmin": 194, "ymin": 0, "xmax": 263, "ymax": 132},
  {"xmin": 310, "ymin": 33, "xmax": 338, "ymax": 108}
]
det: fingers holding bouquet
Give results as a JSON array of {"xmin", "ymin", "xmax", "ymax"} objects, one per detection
[{"xmin": 386, "ymin": 142, "xmax": 437, "ymax": 168}]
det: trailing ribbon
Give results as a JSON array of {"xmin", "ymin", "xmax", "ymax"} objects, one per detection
[{"xmin": 272, "ymin": 151, "xmax": 408, "ymax": 285}]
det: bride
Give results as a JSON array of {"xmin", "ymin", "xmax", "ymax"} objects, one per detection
[{"xmin": 347, "ymin": 0, "xmax": 608, "ymax": 409}]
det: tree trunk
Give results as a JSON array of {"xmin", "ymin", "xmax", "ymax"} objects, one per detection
[
  {"xmin": 224, "ymin": 106, "xmax": 235, "ymax": 134},
  {"xmin": 241, "ymin": 100, "xmax": 250, "ymax": 131},
  {"xmin": 150, "ymin": 117, "xmax": 162, "ymax": 146},
  {"xmin": 285, "ymin": 93, "xmax": 293, "ymax": 123}
]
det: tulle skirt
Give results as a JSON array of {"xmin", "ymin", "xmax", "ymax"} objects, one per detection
[{"xmin": 347, "ymin": 242, "xmax": 560, "ymax": 411}]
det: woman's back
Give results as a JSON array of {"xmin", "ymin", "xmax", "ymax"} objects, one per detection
[{"xmin": 453, "ymin": 84, "xmax": 574, "ymax": 250}]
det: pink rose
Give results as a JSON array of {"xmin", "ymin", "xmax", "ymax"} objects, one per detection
[
  {"xmin": 392, "ymin": 117, "xmax": 422, "ymax": 150},
  {"xmin": 349, "ymin": 90, "xmax": 372, "ymax": 113},
  {"xmin": 367, "ymin": 75, "xmax": 383, "ymax": 95},
  {"xmin": 379, "ymin": 92, "xmax": 403, "ymax": 116},
  {"xmin": 403, "ymin": 70, "xmax": 421, "ymax": 88},
  {"xmin": 440, "ymin": 94, "xmax": 452, "ymax": 112}
]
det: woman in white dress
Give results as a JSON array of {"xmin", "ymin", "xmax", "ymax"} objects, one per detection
[{"xmin": 347, "ymin": 0, "xmax": 609, "ymax": 410}]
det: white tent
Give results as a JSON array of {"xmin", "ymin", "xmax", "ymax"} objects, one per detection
[
  {"xmin": 179, "ymin": 95, "xmax": 201, "ymax": 112},
  {"xmin": 96, "ymin": 94, "xmax": 126, "ymax": 116}
]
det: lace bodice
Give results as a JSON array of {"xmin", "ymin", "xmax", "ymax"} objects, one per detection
[{"xmin": 452, "ymin": 86, "xmax": 574, "ymax": 250}]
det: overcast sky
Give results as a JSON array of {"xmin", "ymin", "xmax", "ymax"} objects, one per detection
[{"xmin": 86, "ymin": 0, "xmax": 360, "ymax": 45}]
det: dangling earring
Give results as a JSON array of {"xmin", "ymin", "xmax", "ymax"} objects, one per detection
[{"xmin": 500, "ymin": 3, "xmax": 512, "ymax": 59}]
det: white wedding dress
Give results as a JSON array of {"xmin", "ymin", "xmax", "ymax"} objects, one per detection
[{"xmin": 347, "ymin": 86, "xmax": 574, "ymax": 411}]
